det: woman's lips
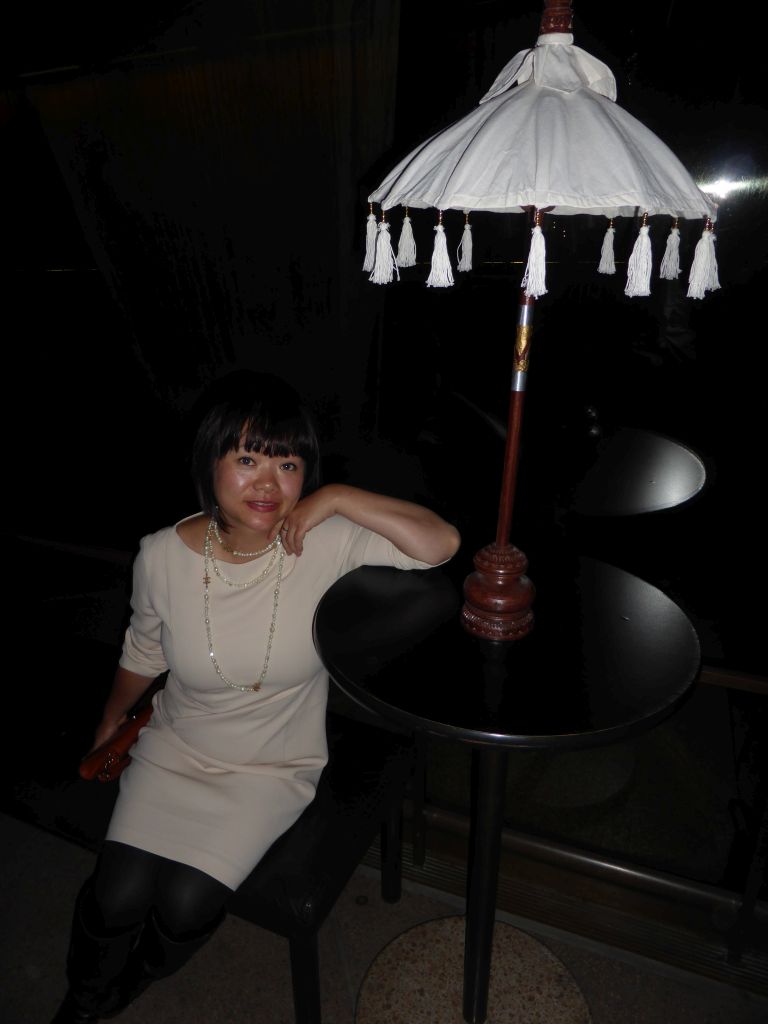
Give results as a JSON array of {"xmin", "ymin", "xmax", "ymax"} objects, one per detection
[{"xmin": 246, "ymin": 500, "xmax": 278, "ymax": 511}]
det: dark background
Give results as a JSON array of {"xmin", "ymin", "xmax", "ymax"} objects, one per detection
[{"xmin": 2, "ymin": 0, "xmax": 766, "ymax": 677}]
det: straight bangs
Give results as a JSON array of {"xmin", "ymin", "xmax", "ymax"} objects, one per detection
[{"xmin": 237, "ymin": 414, "xmax": 317, "ymax": 467}]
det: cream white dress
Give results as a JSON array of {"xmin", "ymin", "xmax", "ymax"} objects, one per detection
[{"xmin": 106, "ymin": 514, "xmax": 433, "ymax": 889}]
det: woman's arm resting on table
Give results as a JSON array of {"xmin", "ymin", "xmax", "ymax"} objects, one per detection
[
  {"xmin": 273, "ymin": 484, "xmax": 460, "ymax": 564},
  {"xmin": 89, "ymin": 667, "xmax": 158, "ymax": 753}
]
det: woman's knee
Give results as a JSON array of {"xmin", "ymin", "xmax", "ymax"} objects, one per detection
[
  {"xmin": 88, "ymin": 842, "xmax": 159, "ymax": 931},
  {"xmin": 154, "ymin": 862, "xmax": 229, "ymax": 940}
]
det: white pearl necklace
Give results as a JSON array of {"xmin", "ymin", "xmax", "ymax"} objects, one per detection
[
  {"xmin": 212, "ymin": 519, "xmax": 278, "ymax": 559},
  {"xmin": 203, "ymin": 518, "xmax": 284, "ymax": 692}
]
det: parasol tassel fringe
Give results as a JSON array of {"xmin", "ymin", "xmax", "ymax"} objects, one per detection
[
  {"xmin": 396, "ymin": 212, "xmax": 417, "ymax": 267},
  {"xmin": 363, "ymin": 209, "xmax": 378, "ymax": 271},
  {"xmin": 426, "ymin": 222, "xmax": 454, "ymax": 288},
  {"xmin": 687, "ymin": 224, "xmax": 720, "ymax": 299},
  {"xmin": 660, "ymin": 225, "xmax": 681, "ymax": 280},
  {"xmin": 625, "ymin": 224, "xmax": 652, "ymax": 297},
  {"xmin": 369, "ymin": 220, "xmax": 400, "ymax": 285},
  {"xmin": 522, "ymin": 224, "xmax": 547, "ymax": 298},
  {"xmin": 597, "ymin": 223, "xmax": 616, "ymax": 274},
  {"xmin": 457, "ymin": 214, "xmax": 473, "ymax": 272}
]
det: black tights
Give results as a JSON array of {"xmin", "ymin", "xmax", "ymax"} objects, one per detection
[{"xmin": 86, "ymin": 841, "xmax": 230, "ymax": 941}]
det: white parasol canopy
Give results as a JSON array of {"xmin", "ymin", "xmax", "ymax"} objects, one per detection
[
  {"xmin": 370, "ymin": 32, "xmax": 717, "ymax": 221},
  {"xmin": 366, "ymin": 26, "xmax": 721, "ymax": 301}
]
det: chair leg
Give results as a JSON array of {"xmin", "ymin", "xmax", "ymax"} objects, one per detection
[
  {"xmin": 380, "ymin": 805, "xmax": 402, "ymax": 904},
  {"xmin": 288, "ymin": 932, "xmax": 321, "ymax": 1024},
  {"xmin": 410, "ymin": 733, "xmax": 428, "ymax": 867}
]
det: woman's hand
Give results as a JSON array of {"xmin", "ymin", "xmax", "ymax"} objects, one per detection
[
  {"xmin": 269, "ymin": 485, "xmax": 341, "ymax": 556},
  {"xmin": 85, "ymin": 667, "xmax": 156, "ymax": 756},
  {"xmin": 87, "ymin": 714, "xmax": 129, "ymax": 756}
]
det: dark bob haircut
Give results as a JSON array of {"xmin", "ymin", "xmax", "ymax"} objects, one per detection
[{"xmin": 191, "ymin": 371, "xmax": 320, "ymax": 524}]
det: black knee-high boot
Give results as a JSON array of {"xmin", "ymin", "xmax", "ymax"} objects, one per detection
[
  {"xmin": 51, "ymin": 888, "xmax": 142, "ymax": 1024},
  {"xmin": 105, "ymin": 908, "xmax": 225, "ymax": 1016}
]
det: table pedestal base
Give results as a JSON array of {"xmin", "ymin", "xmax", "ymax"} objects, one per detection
[{"xmin": 355, "ymin": 916, "xmax": 590, "ymax": 1024}]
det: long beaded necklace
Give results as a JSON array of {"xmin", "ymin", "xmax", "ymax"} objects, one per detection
[{"xmin": 203, "ymin": 518, "xmax": 284, "ymax": 692}]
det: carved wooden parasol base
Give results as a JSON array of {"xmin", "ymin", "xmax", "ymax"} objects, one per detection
[{"xmin": 461, "ymin": 543, "xmax": 535, "ymax": 641}]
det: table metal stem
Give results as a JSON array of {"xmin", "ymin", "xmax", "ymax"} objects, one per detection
[{"xmin": 463, "ymin": 743, "xmax": 509, "ymax": 1023}]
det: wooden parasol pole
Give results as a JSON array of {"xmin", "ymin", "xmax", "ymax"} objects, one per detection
[
  {"xmin": 461, "ymin": 0, "xmax": 574, "ymax": 641},
  {"xmin": 460, "ymin": 283, "xmax": 537, "ymax": 642}
]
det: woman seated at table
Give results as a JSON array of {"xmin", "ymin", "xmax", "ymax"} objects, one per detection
[{"xmin": 53, "ymin": 371, "xmax": 460, "ymax": 1023}]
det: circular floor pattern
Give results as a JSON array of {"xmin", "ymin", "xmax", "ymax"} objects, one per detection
[{"xmin": 356, "ymin": 915, "xmax": 590, "ymax": 1024}]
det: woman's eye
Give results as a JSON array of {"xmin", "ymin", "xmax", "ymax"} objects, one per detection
[
  {"xmin": 238, "ymin": 455, "xmax": 254, "ymax": 466},
  {"xmin": 281, "ymin": 462, "xmax": 297, "ymax": 472}
]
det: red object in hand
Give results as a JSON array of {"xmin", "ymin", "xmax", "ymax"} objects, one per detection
[{"xmin": 79, "ymin": 706, "xmax": 153, "ymax": 783}]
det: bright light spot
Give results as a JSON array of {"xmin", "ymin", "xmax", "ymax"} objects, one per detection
[{"xmin": 698, "ymin": 178, "xmax": 748, "ymax": 199}]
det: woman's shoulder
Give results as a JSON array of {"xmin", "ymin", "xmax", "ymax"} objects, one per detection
[
  {"xmin": 302, "ymin": 514, "xmax": 373, "ymax": 568},
  {"xmin": 173, "ymin": 513, "xmax": 207, "ymax": 555},
  {"xmin": 138, "ymin": 514, "xmax": 205, "ymax": 558}
]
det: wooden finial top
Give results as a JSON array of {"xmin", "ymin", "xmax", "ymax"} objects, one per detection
[{"xmin": 540, "ymin": 0, "xmax": 573, "ymax": 35}]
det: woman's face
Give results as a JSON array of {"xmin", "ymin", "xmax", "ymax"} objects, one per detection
[{"xmin": 213, "ymin": 443, "xmax": 305, "ymax": 541}]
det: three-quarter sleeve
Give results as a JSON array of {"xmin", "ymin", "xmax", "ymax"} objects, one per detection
[
  {"xmin": 119, "ymin": 534, "xmax": 169, "ymax": 678},
  {"xmin": 334, "ymin": 519, "xmax": 442, "ymax": 577}
]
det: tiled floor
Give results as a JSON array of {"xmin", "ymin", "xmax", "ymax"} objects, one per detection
[{"xmin": 3, "ymin": 812, "xmax": 766, "ymax": 1024}]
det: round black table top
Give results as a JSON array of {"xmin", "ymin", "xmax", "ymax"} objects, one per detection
[
  {"xmin": 313, "ymin": 557, "xmax": 700, "ymax": 750},
  {"xmin": 571, "ymin": 428, "xmax": 707, "ymax": 517}
]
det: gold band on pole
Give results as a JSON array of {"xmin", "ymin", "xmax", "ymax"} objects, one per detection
[{"xmin": 514, "ymin": 324, "xmax": 533, "ymax": 373}]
